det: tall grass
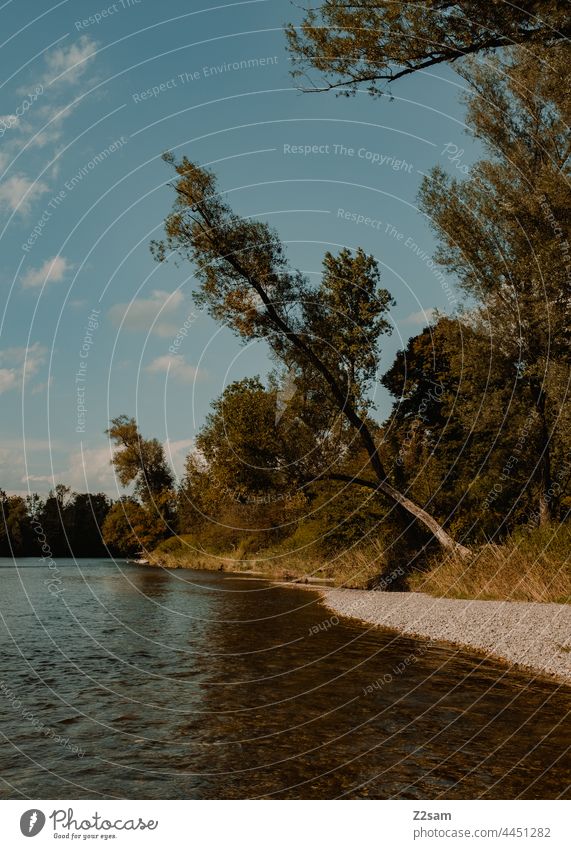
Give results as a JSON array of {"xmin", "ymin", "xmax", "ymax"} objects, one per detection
[
  {"xmin": 150, "ymin": 534, "xmax": 393, "ymax": 588},
  {"xmin": 151, "ymin": 524, "xmax": 570, "ymax": 601},
  {"xmin": 410, "ymin": 524, "xmax": 571, "ymax": 603}
]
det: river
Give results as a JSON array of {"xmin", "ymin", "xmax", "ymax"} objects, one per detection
[{"xmin": 0, "ymin": 558, "xmax": 569, "ymax": 799}]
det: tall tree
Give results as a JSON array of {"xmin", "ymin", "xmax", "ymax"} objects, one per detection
[
  {"xmin": 286, "ymin": 1, "xmax": 570, "ymax": 95},
  {"xmin": 106, "ymin": 416, "xmax": 176, "ymax": 545},
  {"xmin": 37, "ymin": 485, "xmax": 72, "ymax": 555},
  {"xmin": 66, "ymin": 493, "xmax": 111, "ymax": 557},
  {"xmin": 419, "ymin": 48, "xmax": 570, "ymax": 524},
  {"xmin": 151, "ymin": 155, "xmax": 470, "ymax": 554},
  {"xmin": 107, "ymin": 416, "xmax": 175, "ymax": 506},
  {"xmin": 382, "ymin": 316, "xmax": 544, "ymax": 539}
]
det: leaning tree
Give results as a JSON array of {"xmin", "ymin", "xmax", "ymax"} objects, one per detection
[{"xmin": 150, "ymin": 154, "xmax": 470, "ymax": 554}]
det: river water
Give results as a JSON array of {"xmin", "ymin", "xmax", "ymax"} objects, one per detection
[{"xmin": 0, "ymin": 558, "xmax": 569, "ymax": 799}]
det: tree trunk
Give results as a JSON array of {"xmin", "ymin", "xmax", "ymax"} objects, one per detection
[
  {"xmin": 537, "ymin": 411, "xmax": 554, "ymax": 527},
  {"xmin": 211, "ymin": 225, "xmax": 472, "ymax": 556},
  {"xmin": 328, "ymin": 472, "xmax": 471, "ymax": 556},
  {"xmin": 530, "ymin": 380, "xmax": 555, "ymax": 526}
]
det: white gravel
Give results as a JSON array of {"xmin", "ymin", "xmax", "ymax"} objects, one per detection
[{"xmin": 319, "ymin": 589, "xmax": 571, "ymax": 683}]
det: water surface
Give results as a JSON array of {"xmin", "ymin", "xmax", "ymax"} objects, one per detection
[{"xmin": 0, "ymin": 558, "xmax": 569, "ymax": 799}]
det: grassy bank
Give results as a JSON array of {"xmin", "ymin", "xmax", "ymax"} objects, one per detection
[
  {"xmin": 148, "ymin": 535, "xmax": 398, "ymax": 589},
  {"xmin": 149, "ymin": 524, "xmax": 570, "ymax": 601}
]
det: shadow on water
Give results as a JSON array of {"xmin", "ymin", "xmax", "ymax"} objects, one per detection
[{"xmin": 0, "ymin": 559, "xmax": 569, "ymax": 799}]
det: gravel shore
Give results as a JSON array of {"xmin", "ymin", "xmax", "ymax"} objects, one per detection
[{"xmin": 318, "ymin": 589, "xmax": 571, "ymax": 683}]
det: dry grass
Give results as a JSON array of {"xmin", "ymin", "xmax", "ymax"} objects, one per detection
[
  {"xmin": 410, "ymin": 529, "xmax": 571, "ymax": 603},
  {"xmin": 151, "ymin": 525, "xmax": 571, "ymax": 601},
  {"xmin": 149, "ymin": 536, "xmax": 392, "ymax": 589}
]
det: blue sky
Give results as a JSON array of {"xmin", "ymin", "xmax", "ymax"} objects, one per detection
[{"xmin": 0, "ymin": 0, "xmax": 479, "ymax": 497}]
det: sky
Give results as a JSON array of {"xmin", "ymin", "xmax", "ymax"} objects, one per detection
[{"xmin": 0, "ymin": 0, "xmax": 481, "ymax": 498}]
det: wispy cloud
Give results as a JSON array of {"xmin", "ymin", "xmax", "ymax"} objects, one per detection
[
  {"xmin": 62, "ymin": 445, "xmax": 118, "ymax": 493},
  {"xmin": 40, "ymin": 35, "xmax": 98, "ymax": 88},
  {"xmin": 18, "ymin": 437, "xmax": 190, "ymax": 496},
  {"xmin": 0, "ymin": 343, "xmax": 47, "ymax": 394},
  {"xmin": 146, "ymin": 354, "xmax": 202, "ymax": 384},
  {"xmin": 21, "ymin": 255, "xmax": 71, "ymax": 289},
  {"xmin": 0, "ymin": 174, "xmax": 49, "ymax": 214},
  {"xmin": 403, "ymin": 308, "xmax": 437, "ymax": 326},
  {"xmin": 0, "ymin": 37, "xmax": 99, "ymax": 219},
  {"xmin": 0, "ymin": 369, "xmax": 18, "ymax": 394},
  {"xmin": 108, "ymin": 289, "xmax": 186, "ymax": 337}
]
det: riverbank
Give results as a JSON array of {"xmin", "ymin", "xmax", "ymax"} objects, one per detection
[
  {"xmin": 148, "ymin": 543, "xmax": 571, "ymax": 682},
  {"xmin": 149, "ymin": 525, "xmax": 571, "ymax": 599},
  {"xmin": 315, "ymin": 588, "xmax": 571, "ymax": 683}
]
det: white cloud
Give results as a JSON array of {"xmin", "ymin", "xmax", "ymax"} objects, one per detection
[
  {"xmin": 0, "ymin": 37, "xmax": 98, "ymax": 222},
  {"xmin": 40, "ymin": 36, "xmax": 98, "ymax": 88},
  {"xmin": 146, "ymin": 354, "xmax": 201, "ymax": 383},
  {"xmin": 403, "ymin": 308, "xmax": 437, "ymax": 326},
  {"xmin": 21, "ymin": 255, "xmax": 71, "ymax": 289},
  {"xmin": 0, "ymin": 343, "xmax": 47, "ymax": 394},
  {"xmin": 18, "ymin": 437, "xmax": 191, "ymax": 497},
  {"xmin": 10, "ymin": 445, "xmax": 116, "ymax": 497},
  {"xmin": 108, "ymin": 289, "xmax": 186, "ymax": 337},
  {"xmin": 0, "ymin": 174, "xmax": 49, "ymax": 214},
  {"xmin": 0, "ymin": 369, "xmax": 18, "ymax": 393},
  {"xmin": 31, "ymin": 376, "xmax": 54, "ymax": 395},
  {"xmin": 0, "ymin": 439, "xmax": 65, "ymax": 496}
]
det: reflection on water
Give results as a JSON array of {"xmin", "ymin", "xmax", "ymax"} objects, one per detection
[{"xmin": 0, "ymin": 558, "xmax": 569, "ymax": 799}]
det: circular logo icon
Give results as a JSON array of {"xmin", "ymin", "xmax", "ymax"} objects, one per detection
[{"xmin": 20, "ymin": 810, "xmax": 46, "ymax": 837}]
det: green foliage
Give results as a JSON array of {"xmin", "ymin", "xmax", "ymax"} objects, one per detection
[
  {"xmin": 0, "ymin": 488, "xmax": 111, "ymax": 557},
  {"xmin": 152, "ymin": 153, "xmax": 468, "ymax": 553},
  {"xmin": 101, "ymin": 498, "xmax": 168, "ymax": 557},
  {"xmin": 0, "ymin": 493, "xmax": 32, "ymax": 556},
  {"xmin": 419, "ymin": 48, "xmax": 571, "ymax": 525},
  {"xmin": 106, "ymin": 415, "xmax": 175, "ymax": 507},
  {"xmin": 152, "ymin": 158, "xmax": 395, "ymax": 420},
  {"xmin": 381, "ymin": 316, "xmax": 553, "ymax": 540}
]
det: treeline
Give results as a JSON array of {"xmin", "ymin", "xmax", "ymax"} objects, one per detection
[
  {"xmin": 100, "ymin": 31, "xmax": 570, "ymax": 570},
  {"xmin": 99, "ymin": 308, "xmax": 569, "ymax": 566},
  {"xmin": 0, "ymin": 486, "xmax": 111, "ymax": 558}
]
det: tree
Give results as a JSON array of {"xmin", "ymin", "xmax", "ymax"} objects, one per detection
[
  {"xmin": 196, "ymin": 377, "xmax": 289, "ymax": 502},
  {"xmin": 151, "ymin": 154, "xmax": 470, "ymax": 554},
  {"xmin": 419, "ymin": 48, "xmax": 571, "ymax": 524},
  {"xmin": 286, "ymin": 1, "xmax": 570, "ymax": 95},
  {"xmin": 36, "ymin": 485, "xmax": 72, "ymax": 555},
  {"xmin": 106, "ymin": 416, "xmax": 175, "ymax": 505},
  {"xmin": 66, "ymin": 493, "xmax": 111, "ymax": 557},
  {"xmin": 0, "ymin": 492, "xmax": 32, "ymax": 556},
  {"xmin": 0, "ymin": 488, "xmax": 112, "ymax": 558},
  {"xmin": 382, "ymin": 316, "xmax": 544, "ymax": 539},
  {"xmin": 102, "ymin": 498, "xmax": 164, "ymax": 557},
  {"xmin": 106, "ymin": 416, "xmax": 176, "ymax": 549},
  {"xmin": 178, "ymin": 377, "xmax": 320, "ymax": 552}
]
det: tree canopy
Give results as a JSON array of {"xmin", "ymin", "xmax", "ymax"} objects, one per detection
[
  {"xmin": 419, "ymin": 48, "xmax": 570, "ymax": 523},
  {"xmin": 286, "ymin": 1, "xmax": 570, "ymax": 95},
  {"xmin": 151, "ymin": 154, "xmax": 470, "ymax": 554}
]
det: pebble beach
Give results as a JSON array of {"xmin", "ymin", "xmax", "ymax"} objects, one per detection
[{"xmin": 318, "ymin": 589, "xmax": 571, "ymax": 683}]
